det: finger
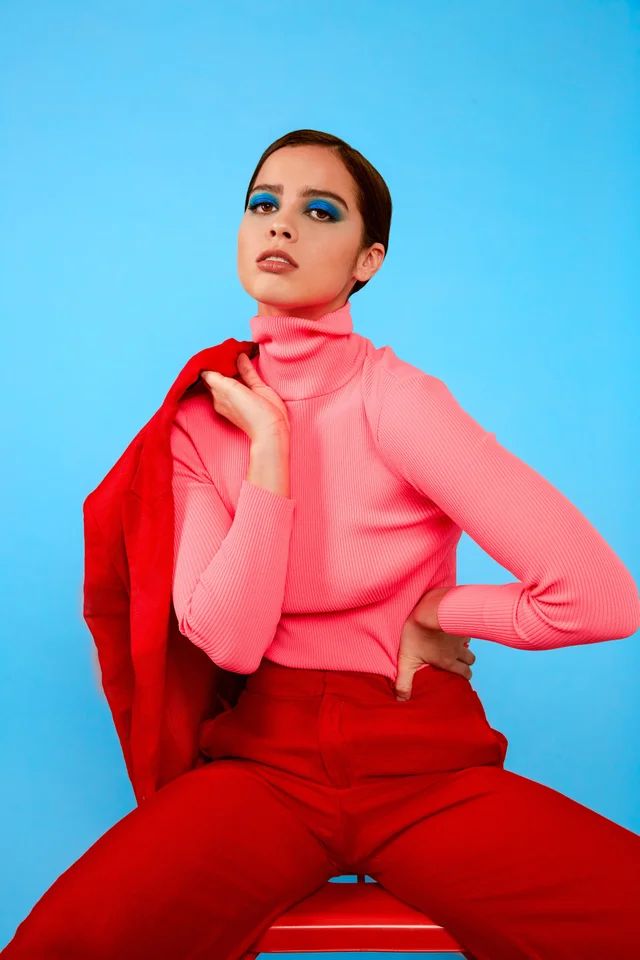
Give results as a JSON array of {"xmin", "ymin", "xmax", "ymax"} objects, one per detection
[
  {"xmin": 236, "ymin": 353, "xmax": 261, "ymax": 383},
  {"xmin": 455, "ymin": 661, "xmax": 472, "ymax": 680},
  {"xmin": 202, "ymin": 370, "xmax": 225, "ymax": 389},
  {"xmin": 395, "ymin": 674, "xmax": 413, "ymax": 701}
]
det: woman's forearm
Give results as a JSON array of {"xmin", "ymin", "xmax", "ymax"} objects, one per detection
[
  {"xmin": 171, "ymin": 409, "xmax": 295, "ymax": 674},
  {"xmin": 247, "ymin": 427, "xmax": 291, "ymax": 498}
]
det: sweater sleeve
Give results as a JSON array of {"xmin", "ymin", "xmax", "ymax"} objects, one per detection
[
  {"xmin": 170, "ymin": 401, "xmax": 296, "ymax": 673},
  {"xmin": 376, "ymin": 371, "xmax": 640, "ymax": 650}
]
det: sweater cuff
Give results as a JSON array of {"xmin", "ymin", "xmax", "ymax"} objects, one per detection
[
  {"xmin": 436, "ymin": 581, "xmax": 524, "ymax": 646},
  {"xmin": 233, "ymin": 477, "xmax": 296, "ymax": 535}
]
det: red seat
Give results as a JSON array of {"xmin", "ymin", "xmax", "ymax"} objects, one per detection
[{"xmin": 242, "ymin": 873, "xmax": 466, "ymax": 956}]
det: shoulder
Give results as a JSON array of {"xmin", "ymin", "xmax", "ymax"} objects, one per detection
[
  {"xmin": 172, "ymin": 389, "xmax": 213, "ymax": 433},
  {"xmin": 170, "ymin": 390, "xmax": 218, "ymax": 479},
  {"xmin": 361, "ymin": 342, "xmax": 493, "ymax": 469},
  {"xmin": 361, "ymin": 341, "xmax": 452, "ymax": 435}
]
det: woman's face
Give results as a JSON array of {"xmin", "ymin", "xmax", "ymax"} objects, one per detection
[{"xmin": 237, "ymin": 144, "xmax": 385, "ymax": 320}]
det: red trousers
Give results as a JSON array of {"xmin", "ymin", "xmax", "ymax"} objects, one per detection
[{"xmin": 3, "ymin": 658, "xmax": 639, "ymax": 959}]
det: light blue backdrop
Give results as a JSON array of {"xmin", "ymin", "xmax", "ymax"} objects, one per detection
[{"xmin": 1, "ymin": 0, "xmax": 638, "ymax": 955}]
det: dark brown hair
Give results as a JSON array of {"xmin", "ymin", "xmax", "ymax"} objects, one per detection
[{"xmin": 244, "ymin": 129, "xmax": 392, "ymax": 298}]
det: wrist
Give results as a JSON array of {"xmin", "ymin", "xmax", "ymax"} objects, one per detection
[
  {"xmin": 248, "ymin": 430, "xmax": 291, "ymax": 497},
  {"xmin": 412, "ymin": 586, "xmax": 455, "ymax": 632}
]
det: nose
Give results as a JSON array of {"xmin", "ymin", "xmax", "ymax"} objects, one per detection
[
  {"xmin": 267, "ymin": 210, "xmax": 296, "ymax": 240},
  {"xmin": 270, "ymin": 226, "xmax": 293, "ymax": 238}
]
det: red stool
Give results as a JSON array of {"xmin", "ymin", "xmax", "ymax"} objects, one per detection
[{"xmin": 242, "ymin": 873, "xmax": 470, "ymax": 957}]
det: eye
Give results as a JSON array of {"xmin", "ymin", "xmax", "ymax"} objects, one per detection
[
  {"xmin": 307, "ymin": 205, "xmax": 336, "ymax": 222},
  {"xmin": 248, "ymin": 200, "xmax": 277, "ymax": 214}
]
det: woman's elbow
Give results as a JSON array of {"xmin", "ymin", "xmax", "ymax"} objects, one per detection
[
  {"xmin": 569, "ymin": 573, "xmax": 640, "ymax": 642},
  {"xmin": 180, "ymin": 621, "xmax": 259, "ymax": 673}
]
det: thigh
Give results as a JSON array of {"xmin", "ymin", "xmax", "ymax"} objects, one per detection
[
  {"xmin": 4, "ymin": 759, "xmax": 336, "ymax": 960},
  {"xmin": 365, "ymin": 764, "xmax": 640, "ymax": 960}
]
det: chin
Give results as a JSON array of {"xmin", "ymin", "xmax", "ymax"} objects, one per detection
[{"xmin": 247, "ymin": 281, "xmax": 319, "ymax": 305}]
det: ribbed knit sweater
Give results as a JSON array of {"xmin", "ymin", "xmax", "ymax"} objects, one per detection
[{"xmin": 169, "ymin": 301, "xmax": 640, "ymax": 678}]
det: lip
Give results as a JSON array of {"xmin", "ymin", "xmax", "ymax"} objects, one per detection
[
  {"xmin": 256, "ymin": 248, "xmax": 298, "ymax": 267},
  {"xmin": 257, "ymin": 259, "xmax": 298, "ymax": 274}
]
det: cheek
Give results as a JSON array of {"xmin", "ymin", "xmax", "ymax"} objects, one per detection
[
  {"xmin": 326, "ymin": 239, "xmax": 359, "ymax": 277},
  {"xmin": 237, "ymin": 226, "xmax": 258, "ymax": 270},
  {"xmin": 237, "ymin": 222, "xmax": 251, "ymax": 252},
  {"xmin": 308, "ymin": 231, "xmax": 354, "ymax": 268}
]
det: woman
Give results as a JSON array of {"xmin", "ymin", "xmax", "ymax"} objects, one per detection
[{"xmin": 4, "ymin": 128, "xmax": 639, "ymax": 960}]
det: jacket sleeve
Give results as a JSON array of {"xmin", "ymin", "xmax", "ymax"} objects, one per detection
[
  {"xmin": 170, "ymin": 401, "xmax": 296, "ymax": 673},
  {"xmin": 82, "ymin": 501, "xmax": 137, "ymax": 786},
  {"xmin": 376, "ymin": 371, "xmax": 640, "ymax": 650}
]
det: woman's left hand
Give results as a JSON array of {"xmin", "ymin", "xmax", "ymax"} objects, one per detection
[{"xmin": 395, "ymin": 589, "xmax": 475, "ymax": 701}]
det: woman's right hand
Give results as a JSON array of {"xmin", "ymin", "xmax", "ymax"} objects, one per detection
[{"xmin": 201, "ymin": 352, "xmax": 290, "ymax": 441}]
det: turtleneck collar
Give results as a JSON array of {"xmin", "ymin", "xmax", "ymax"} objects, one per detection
[{"xmin": 248, "ymin": 300, "xmax": 367, "ymax": 400}]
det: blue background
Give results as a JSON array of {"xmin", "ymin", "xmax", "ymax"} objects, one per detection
[{"xmin": 1, "ymin": 0, "xmax": 638, "ymax": 955}]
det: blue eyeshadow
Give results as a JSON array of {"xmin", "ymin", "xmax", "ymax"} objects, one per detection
[{"xmin": 248, "ymin": 193, "xmax": 341, "ymax": 219}]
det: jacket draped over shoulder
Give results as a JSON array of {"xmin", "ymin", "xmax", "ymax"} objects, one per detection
[{"xmin": 82, "ymin": 337, "xmax": 260, "ymax": 806}]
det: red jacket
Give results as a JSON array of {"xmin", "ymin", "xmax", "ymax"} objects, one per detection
[{"xmin": 82, "ymin": 335, "xmax": 260, "ymax": 806}]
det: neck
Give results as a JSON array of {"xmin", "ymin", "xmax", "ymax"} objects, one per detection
[{"xmin": 249, "ymin": 300, "xmax": 366, "ymax": 400}]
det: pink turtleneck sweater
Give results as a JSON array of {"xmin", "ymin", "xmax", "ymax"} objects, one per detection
[{"xmin": 169, "ymin": 301, "xmax": 640, "ymax": 678}]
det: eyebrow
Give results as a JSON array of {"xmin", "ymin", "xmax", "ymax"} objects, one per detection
[{"xmin": 249, "ymin": 182, "xmax": 350, "ymax": 212}]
